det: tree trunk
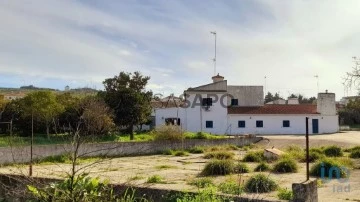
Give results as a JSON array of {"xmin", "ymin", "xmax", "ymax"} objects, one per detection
[
  {"xmin": 46, "ymin": 123, "xmax": 50, "ymax": 140},
  {"xmin": 129, "ymin": 125, "xmax": 134, "ymax": 140}
]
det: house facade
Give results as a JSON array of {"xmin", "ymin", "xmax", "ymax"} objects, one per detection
[{"xmin": 155, "ymin": 75, "xmax": 339, "ymax": 135}]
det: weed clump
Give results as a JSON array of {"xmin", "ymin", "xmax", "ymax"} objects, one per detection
[
  {"xmin": 323, "ymin": 145, "xmax": 343, "ymax": 157},
  {"xmin": 218, "ymin": 180, "xmax": 244, "ymax": 195},
  {"xmin": 188, "ymin": 178, "xmax": 214, "ymax": 188},
  {"xmin": 187, "ymin": 146, "xmax": 205, "ymax": 154},
  {"xmin": 204, "ymin": 151, "xmax": 234, "ymax": 160},
  {"xmin": 153, "ymin": 125, "xmax": 183, "ymax": 141},
  {"xmin": 234, "ymin": 163, "xmax": 250, "ymax": 173},
  {"xmin": 146, "ymin": 175, "xmax": 164, "ymax": 183},
  {"xmin": 245, "ymin": 174, "xmax": 278, "ymax": 193},
  {"xmin": 201, "ymin": 160, "xmax": 234, "ymax": 176},
  {"xmin": 243, "ymin": 151, "xmax": 264, "ymax": 162},
  {"xmin": 273, "ymin": 158, "xmax": 298, "ymax": 173},
  {"xmin": 254, "ymin": 162, "xmax": 271, "ymax": 172},
  {"xmin": 310, "ymin": 158, "xmax": 349, "ymax": 178},
  {"xmin": 277, "ymin": 188, "xmax": 293, "ymax": 200}
]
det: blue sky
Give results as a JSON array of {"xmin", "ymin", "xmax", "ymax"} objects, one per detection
[{"xmin": 1, "ymin": 0, "xmax": 359, "ymax": 99}]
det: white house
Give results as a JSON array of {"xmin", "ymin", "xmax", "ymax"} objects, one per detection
[{"xmin": 155, "ymin": 74, "xmax": 339, "ymax": 135}]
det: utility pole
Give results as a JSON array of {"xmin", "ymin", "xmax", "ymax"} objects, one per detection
[
  {"xmin": 314, "ymin": 75, "xmax": 319, "ymax": 93},
  {"xmin": 29, "ymin": 111, "xmax": 33, "ymax": 176},
  {"xmin": 210, "ymin": 31, "xmax": 217, "ymax": 75},
  {"xmin": 264, "ymin": 76, "xmax": 267, "ymax": 95},
  {"xmin": 305, "ymin": 117, "xmax": 310, "ymax": 181}
]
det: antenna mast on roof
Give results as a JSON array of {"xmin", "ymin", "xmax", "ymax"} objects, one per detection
[
  {"xmin": 314, "ymin": 75, "xmax": 319, "ymax": 93},
  {"xmin": 210, "ymin": 31, "xmax": 217, "ymax": 75}
]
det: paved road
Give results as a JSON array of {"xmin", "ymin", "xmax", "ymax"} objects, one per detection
[{"xmin": 257, "ymin": 131, "xmax": 360, "ymax": 149}]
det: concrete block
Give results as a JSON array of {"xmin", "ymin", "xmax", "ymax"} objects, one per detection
[{"xmin": 292, "ymin": 179, "xmax": 318, "ymax": 202}]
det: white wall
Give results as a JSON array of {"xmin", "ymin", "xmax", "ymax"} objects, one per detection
[
  {"xmin": 227, "ymin": 114, "xmax": 339, "ymax": 135},
  {"xmin": 184, "ymin": 93, "xmax": 228, "ymax": 134}
]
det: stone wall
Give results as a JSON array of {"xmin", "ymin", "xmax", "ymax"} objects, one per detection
[{"xmin": 0, "ymin": 136, "xmax": 262, "ymax": 164}]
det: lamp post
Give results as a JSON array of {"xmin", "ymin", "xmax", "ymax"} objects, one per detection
[{"xmin": 210, "ymin": 31, "xmax": 217, "ymax": 75}]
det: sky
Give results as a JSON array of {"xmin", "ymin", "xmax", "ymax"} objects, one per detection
[{"xmin": 0, "ymin": 0, "xmax": 359, "ymax": 100}]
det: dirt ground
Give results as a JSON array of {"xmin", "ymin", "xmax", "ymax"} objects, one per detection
[{"xmin": 1, "ymin": 132, "xmax": 360, "ymax": 202}]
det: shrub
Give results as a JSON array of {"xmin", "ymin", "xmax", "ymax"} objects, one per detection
[
  {"xmin": 323, "ymin": 145, "xmax": 343, "ymax": 157},
  {"xmin": 245, "ymin": 174, "xmax": 278, "ymax": 193},
  {"xmin": 173, "ymin": 150, "xmax": 189, "ymax": 156},
  {"xmin": 153, "ymin": 125, "xmax": 183, "ymax": 141},
  {"xmin": 146, "ymin": 175, "xmax": 164, "ymax": 183},
  {"xmin": 310, "ymin": 158, "xmax": 349, "ymax": 178},
  {"xmin": 254, "ymin": 162, "xmax": 270, "ymax": 172},
  {"xmin": 301, "ymin": 150, "xmax": 325, "ymax": 163},
  {"xmin": 218, "ymin": 181, "xmax": 244, "ymax": 195},
  {"xmin": 188, "ymin": 146, "xmax": 205, "ymax": 154},
  {"xmin": 286, "ymin": 144, "xmax": 303, "ymax": 153},
  {"xmin": 234, "ymin": 163, "xmax": 250, "ymax": 173},
  {"xmin": 350, "ymin": 149, "xmax": 360, "ymax": 158},
  {"xmin": 277, "ymin": 188, "xmax": 293, "ymax": 200},
  {"xmin": 243, "ymin": 151, "xmax": 264, "ymax": 162},
  {"xmin": 344, "ymin": 146, "xmax": 360, "ymax": 152},
  {"xmin": 201, "ymin": 159, "xmax": 234, "ymax": 176},
  {"xmin": 188, "ymin": 178, "xmax": 214, "ymax": 188},
  {"xmin": 273, "ymin": 158, "xmax": 298, "ymax": 173},
  {"xmin": 162, "ymin": 149, "xmax": 174, "ymax": 155},
  {"xmin": 204, "ymin": 151, "xmax": 234, "ymax": 160},
  {"xmin": 285, "ymin": 145, "xmax": 305, "ymax": 161},
  {"xmin": 175, "ymin": 186, "xmax": 222, "ymax": 202}
]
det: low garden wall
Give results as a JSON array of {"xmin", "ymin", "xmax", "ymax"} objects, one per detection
[{"xmin": 0, "ymin": 136, "xmax": 263, "ymax": 164}]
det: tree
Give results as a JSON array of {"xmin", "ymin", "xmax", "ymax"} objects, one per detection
[
  {"xmin": 22, "ymin": 91, "xmax": 64, "ymax": 139},
  {"xmin": 0, "ymin": 95, "xmax": 7, "ymax": 119},
  {"xmin": 101, "ymin": 72, "xmax": 153, "ymax": 140},
  {"xmin": 344, "ymin": 57, "xmax": 360, "ymax": 89},
  {"xmin": 264, "ymin": 92, "xmax": 274, "ymax": 103}
]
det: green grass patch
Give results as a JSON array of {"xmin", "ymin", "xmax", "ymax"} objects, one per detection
[
  {"xmin": 310, "ymin": 158, "xmax": 349, "ymax": 178},
  {"xmin": 201, "ymin": 159, "xmax": 234, "ymax": 176},
  {"xmin": 187, "ymin": 146, "xmax": 205, "ymax": 154},
  {"xmin": 203, "ymin": 151, "xmax": 234, "ymax": 160},
  {"xmin": 183, "ymin": 132, "xmax": 224, "ymax": 140},
  {"xmin": 188, "ymin": 177, "xmax": 214, "ymax": 188},
  {"xmin": 242, "ymin": 151, "xmax": 264, "ymax": 162},
  {"xmin": 273, "ymin": 158, "xmax": 298, "ymax": 173},
  {"xmin": 254, "ymin": 162, "xmax": 271, "ymax": 172},
  {"xmin": 323, "ymin": 145, "xmax": 343, "ymax": 157},
  {"xmin": 173, "ymin": 150, "xmax": 189, "ymax": 156},
  {"xmin": 277, "ymin": 188, "xmax": 293, "ymax": 200},
  {"xmin": 234, "ymin": 163, "xmax": 250, "ymax": 173},
  {"xmin": 218, "ymin": 180, "xmax": 244, "ymax": 195},
  {"xmin": 245, "ymin": 174, "xmax": 278, "ymax": 193},
  {"xmin": 146, "ymin": 175, "xmax": 164, "ymax": 183}
]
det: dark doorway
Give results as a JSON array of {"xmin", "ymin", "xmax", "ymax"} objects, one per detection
[
  {"xmin": 165, "ymin": 118, "xmax": 181, "ymax": 126},
  {"xmin": 312, "ymin": 119, "xmax": 319, "ymax": 134}
]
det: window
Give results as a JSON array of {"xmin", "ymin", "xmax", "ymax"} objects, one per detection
[
  {"xmin": 283, "ymin": 120, "xmax": 290, "ymax": 127},
  {"xmin": 165, "ymin": 118, "xmax": 181, "ymax": 126},
  {"xmin": 238, "ymin": 121, "xmax": 246, "ymax": 128},
  {"xmin": 202, "ymin": 98, "xmax": 213, "ymax": 106},
  {"xmin": 206, "ymin": 121, "xmax": 213, "ymax": 128},
  {"xmin": 256, "ymin": 120, "xmax": 263, "ymax": 128},
  {"xmin": 231, "ymin": 99, "xmax": 239, "ymax": 106}
]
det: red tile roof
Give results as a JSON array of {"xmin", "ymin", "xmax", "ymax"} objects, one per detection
[{"xmin": 228, "ymin": 104, "xmax": 319, "ymax": 114}]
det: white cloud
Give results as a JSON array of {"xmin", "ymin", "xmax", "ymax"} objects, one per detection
[{"xmin": 0, "ymin": 0, "xmax": 359, "ymax": 99}]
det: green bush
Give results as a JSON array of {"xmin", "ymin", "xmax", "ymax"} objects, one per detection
[
  {"xmin": 323, "ymin": 145, "xmax": 343, "ymax": 157},
  {"xmin": 273, "ymin": 158, "xmax": 298, "ymax": 173},
  {"xmin": 245, "ymin": 174, "xmax": 278, "ymax": 193},
  {"xmin": 162, "ymin": 149, "xmax": 174, "ymax": 155},
  {"xmin": 204, "ymin": 151, "xmax": 234, "ymax": 160},
  {"xmin": 153, "ymin": 125, "xmax": 183, "ymax": 141},
  {"xmin": 286, "ymin": 144, "xmax": 303, "ymax": 153},
  {"xmin": 234, "ymin": 163, "xmax": 250, "ymax": 173},
  {"xmin": 201, "ymin": 159, "xmax": 234, "ymax": 176},
  {"xmin": 243, "ymin": 151, "xmax": 264, "ymax": 162},
  {"xmin": 350, "ymin": 149, "xmax": 360, "ymax": 158},
  {"xmin": 175, "ymin": 186, "xmax": 223, "ymax": 202},
  {"xmin": 344, "ymin": 146, "xmax": 360, "ymax": 152},
  {"xmin": 146, "ymin": 175, "xmax": 164, "ymax": 183},
  {"xmin": 218, "ymin": 181, "xmax": 244, "ymax": 195},
  {"xmin": 277, "ymin": 188, "xmax": 293, "ymax": 200},
  {"xmin": 301, "ymin": 149, "xmax": 325, "ymax": 163},
  {"xmin": 188, "ymin": 146, "xmax": 205, "ymax": 154},
  {"xmin": 254, "ymin": 162, "xmax": 270, "ymax": 172},
  {"xmin": 310, "ymin": 158, "xmax": 349, "ymax": 178},
  {"xmin": 188, "ymin": 178, "xmax": 214, "ymax": 188}
]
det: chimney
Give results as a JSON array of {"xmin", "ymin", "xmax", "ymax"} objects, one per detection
[
  {"xmin": 317, "ymin": 91, "xmax": 336, "ymax": 115},
  {"xmin": 212, "ymin": 73, "xmax": 224, "ymax": 83}
]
